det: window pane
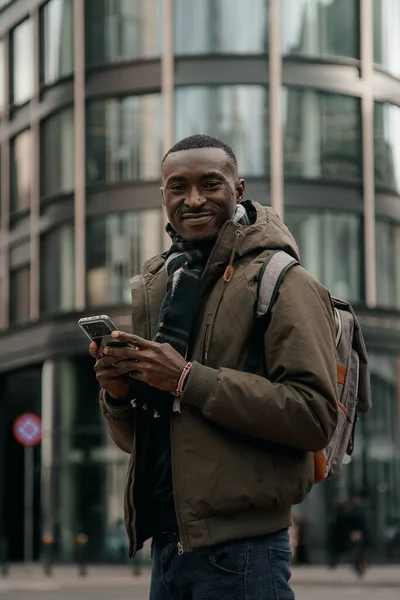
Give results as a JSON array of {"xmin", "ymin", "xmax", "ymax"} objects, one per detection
[
  {"xmin": 86, "ymin": 95, "xmax": 162, "ymax": 184},
  {"xmin": 0, "ymin": 40, "xmax": 5, "ymax": 114},
  {"xmin": 86, "ymin": 210, "xmax": 162, "ymax": 307},
  {"xmin": 10, "ymin": 130, "xmax": 31, "ymax": 213},
  {"xmin": 41, "ymin": 0, "xmax": 74, "ymax": 85},
  {"xmin": 283, "ymin": 89, "xmax": 362, "ymax": 180},
  {"xmin": 40, "ymin": 224, "xmax": 74, "ymax": 313},
  {"xmin": 373, "ymin": 0, "xmax": 400, "ymax": 77},
  {"xmin": 374, "ymin": 102, "xmax": 400, "ymax": 194},
  {"xmin": 285, "ymin": 210, "xmax": 362, "ymax": 302},
  {"xmin": 9, "ymin": 265, "xmax": 30, "ymax": 324},
  {"xmin": 41, "ymin": 108, "xmax": 75, "ymax": 197},
  {"xmin": 376, "ymin": 220, "xmax": 400, "ymax": 308},
  {"xmin": 175, "ymin": 86, "xmax": 268, "ymax": 176},
  {"xmin": 281, "ymin": 0, "xmax": 359, "ymax": 59},
  {"xmin": 174, "ymin": 0, "xmax": 268, "ymax": 55},
  {"xmin": 85, "ymin": 0, "xmax": 162, "ymax": 66},
  {"xmin": 11, "ymin": 19, "xmax": 34, "ymax": 106}
]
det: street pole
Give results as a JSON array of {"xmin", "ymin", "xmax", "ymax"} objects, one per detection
[{"xmin": 24, "ymin": 446, "xmax": 34, "ymax": 564}]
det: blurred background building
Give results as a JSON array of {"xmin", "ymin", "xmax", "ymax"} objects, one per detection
[{"xmin": 0, "ymin": 0, "xmax": 400, "ymax": 564}]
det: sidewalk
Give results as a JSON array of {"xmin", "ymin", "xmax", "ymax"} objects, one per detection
[{"xmin": 0, "ymin": 564, "xmax": 399, "ymax": 589}]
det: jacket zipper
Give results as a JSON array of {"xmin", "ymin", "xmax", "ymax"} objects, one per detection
[
  {"xmin": 171, "ymin": 416, "xmax": 187, "ymax": 554},
  {"xmin": 203, "ymin": 230, "xmax": 243, "ymax": 365}
]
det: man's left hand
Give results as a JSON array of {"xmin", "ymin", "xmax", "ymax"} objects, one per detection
[{"xmin": 103, "ymin": 331, "xmax": 187, "ymax": 394}]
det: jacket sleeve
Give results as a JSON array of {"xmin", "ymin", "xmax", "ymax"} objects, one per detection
[
  {"xmin": 99, "ymin": 389, "xmax": 135, "ymax": 454},
  {"xmin": 180, "ymin": 266, "xmax": 338, "ymax": 452}
]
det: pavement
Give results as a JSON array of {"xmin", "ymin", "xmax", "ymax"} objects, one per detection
[{"xmin": 0, "ymin": 564, "xmax": 398, "ymax": 599}]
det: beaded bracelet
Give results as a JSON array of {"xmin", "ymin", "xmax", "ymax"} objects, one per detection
[{"xmin": 175, "ymin": 362, "xmax": 193, "ymax": 397}]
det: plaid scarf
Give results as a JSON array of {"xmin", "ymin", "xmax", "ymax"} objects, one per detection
[{"xmin": 133, "ymin": 203, "xmax": 251, "ymax": 417}]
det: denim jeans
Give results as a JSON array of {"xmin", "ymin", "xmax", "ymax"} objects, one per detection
[{"xmin": 149, "ymin": 528, "xmax": 294, "ymax": 600}]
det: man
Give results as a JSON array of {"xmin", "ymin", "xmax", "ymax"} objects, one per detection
[{"xmin": 90, "ymin": 134, "xmax": 338, "ymax": 599}]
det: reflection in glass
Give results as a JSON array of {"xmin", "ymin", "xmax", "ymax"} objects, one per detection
[
  {"xmin": 9, "ymin": 265, "xmax": 30, "ymax": 324},
  {"xmin": 174, "ymin": 0, "xmax": 268, "ymax": 55},
  {"xmin": 41, "ymin": 0, "xmax": 74, "ymax": 85},
  {"xmin": 54, "ymin": 357, "xmax": 131, "ymax": 562},
  {"xmin": 176, "ymin": 86, "xmax": 268, "ymax": 176},
  {"xmin": 41, "ymin": 108, "xmax": 75, "ymax": 197},
  {"xmin": 365, "ymin": 353, "xmax": 400, "ymax": 558},
  {"xmin": 376, "ymin": 220, "xmax": 400, "ymax": 308},
  {"xmin": 85, "ymin": 0, "xmax": 161, "ymax": 66},
  {"xmin": 11, "ymin": 19, "xmax": 34, "ymax": 105},
  {"xmin": 374, "ymin": 102, "xmax": 400, "ymax": 193},
  {"xmin": 86, "ymin": 210, "xmax": 162, "ymax": 307},
  {"xmin": 285, "ymin": 209, "xmax": 361, "ymax": 302},
  {"xmin": 281, "ymin": 0, "xmax": 359, "ymax": 59},
  {"xmin": 10, "ymin": 130, "xmax": 31, "ymax": 213},
  {"xmin": 40, "ymin": 224, "xmax": 74, "ymax": 313},
  {"xmin": 283, "ymin": 88, "xmax": 361, "ymax": 180},
  {"xmin": 86, "ymin": 95, "xmax": 162, "ymax": 183},
  {"xmin": 373, "ymin": 0, "xmax": 400, "ymax": 78}
]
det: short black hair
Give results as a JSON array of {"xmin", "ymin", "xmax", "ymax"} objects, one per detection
[{"xmin": 162, "ymin": 134, "xmax": 238, "ymax": 172}]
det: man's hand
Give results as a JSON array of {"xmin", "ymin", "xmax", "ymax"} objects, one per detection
[
  {"xmin": 102, "ymin": 331, "xmax": 187, "ymax": 394},
  {"xmin": 89, "ymin": 341, "xmax": 134, "ymax": 400}
]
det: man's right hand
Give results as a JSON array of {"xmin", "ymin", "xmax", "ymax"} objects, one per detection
[{"xmin": 89, "ymin": 341, "xmax": 133, "ymax": 400}]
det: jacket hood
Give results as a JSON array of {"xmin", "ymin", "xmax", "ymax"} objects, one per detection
[{"xmin": 234, "ymin": 200, "xmax": 300, "ymax": 262}]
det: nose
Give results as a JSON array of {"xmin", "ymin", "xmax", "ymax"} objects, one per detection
[{"xmin": 185, "ymin": 187, "xmax": 206, "ymax": 209}]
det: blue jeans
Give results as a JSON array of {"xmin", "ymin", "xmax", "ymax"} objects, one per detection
[{"xmin": 149, "ymin": 528, "xmax": 294, "ymax": 600}]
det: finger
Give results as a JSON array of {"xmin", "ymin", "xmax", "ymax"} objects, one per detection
[
  {"xmin": 111, "ymin": 331, "xmax": 154, "ymax": 349},
  {"xmin": 103, "ymin": 346, "xmax": 143, "ymax": 360},
  {"xmin": 89, "ymin": 342, "xmax": 102, "ymax": 359}
]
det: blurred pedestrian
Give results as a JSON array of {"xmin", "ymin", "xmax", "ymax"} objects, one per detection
[{"xmin": 90, "ymin": 135, "xmax": 338, "ymax": 599}]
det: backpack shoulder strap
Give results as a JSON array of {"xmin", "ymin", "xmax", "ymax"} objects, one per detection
[
  {"xmin": 244, "ymin": 250, "xmax": 299, "ymax": 374},
  {"xmin": 256, "ymin": 250, "xmax": 300, "ymax": 319}
]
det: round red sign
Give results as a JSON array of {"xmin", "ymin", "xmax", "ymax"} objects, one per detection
[{"xmin": 13, "ymin": 413, "xmax": 42, "ymax": 447}]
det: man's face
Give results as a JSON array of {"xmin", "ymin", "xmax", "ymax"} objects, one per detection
[{"xmin": 161, "ymin": 147, "xmax": 245, "ymax": 242}]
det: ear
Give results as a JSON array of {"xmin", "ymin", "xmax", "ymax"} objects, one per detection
[
  {"xmin": 160, "ymin": 186, "xmax": 166, "ymax": 206},
  {"xmin": 236, "ymin": 178, "xmax": 245, "ymax": 201}
]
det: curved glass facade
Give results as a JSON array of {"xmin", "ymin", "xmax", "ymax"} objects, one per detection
[
  {"xmin": 281, "ymin": 0, "xmax": 359, "ymax": 60},
  {"xmin": 1, "ymin": 0, "xmax": 400, "ymax": 567},
  {"xmin": 373, "ymin": 0, "xmax": 400, "ymax": 78},
  {"xmin": 283, "ymin": 88, "xmax": 362, "ymax": 181},
  {"xmin": 86, "ymin": 95, "xmax": 162, "ymax": 184},
  {"xmin": 86, "ymin": 210, "xmax": 162, "ymax": 307},
  {"xmin": 374, "ymin": 102, "xmax": 400, "ymax": 193},
  {"xmin": 40, "ymin": 0, "xmax": 74, "ymax": 86},
  {"xmin": 285, "ymin": 209, "xmax": 362, "ymax": 303},
  {"xmin": 176, "ymin": 86, "xmax": 268, "ymax": 176},
  {"xmin": 85, "ymin": 0, "xmax": 162, "ymax": 66},
  {"xmin": 174, "ymin": 0, "xmax": 268, "ymax": 55}
]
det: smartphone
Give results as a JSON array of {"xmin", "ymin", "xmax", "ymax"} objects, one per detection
[{"xmin": 78, "ymin": 315, "xmax": 129, "ymax": 348}]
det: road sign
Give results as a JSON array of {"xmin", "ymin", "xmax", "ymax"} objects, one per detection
[{"xmin": 13, "ymin": 413, "xmax": 42, "ymax": 447}]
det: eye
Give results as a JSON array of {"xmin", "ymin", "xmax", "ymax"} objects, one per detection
[
  {"xmin": 204, "ymin": 181, "xmax": 221, "ymax": 189},
  {"xmin": 170, "ymin": 184, "xmax": 186, "ymax": 191}
]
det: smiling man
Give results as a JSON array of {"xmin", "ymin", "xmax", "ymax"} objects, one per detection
[{"xmin": 90, "ymin": 134, "xmax": 338, "ymax": 599}]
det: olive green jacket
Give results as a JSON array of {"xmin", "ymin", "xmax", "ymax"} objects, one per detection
[{"xmin": 100, "ymin": 201, "xmax": 338, "ymax": 556}]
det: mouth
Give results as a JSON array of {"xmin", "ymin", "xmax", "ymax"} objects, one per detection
[{"xmin": 181, "ymin": 213, "xmax": 214, "ymax": 226}]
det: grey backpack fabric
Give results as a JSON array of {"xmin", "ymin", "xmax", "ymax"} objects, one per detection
[{"xmin": 255, "ymin": 250, "xmax": 372, "ymax": 484}]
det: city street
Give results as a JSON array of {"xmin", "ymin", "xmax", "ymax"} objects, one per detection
[{"xmin": 0, "ymin": 566, "xmax": 399, "ymax": 599}]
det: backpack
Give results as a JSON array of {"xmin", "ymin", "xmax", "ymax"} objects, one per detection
[{"xmin": 247, "ymin": 250, "xmax": 372, "ymax": 484}]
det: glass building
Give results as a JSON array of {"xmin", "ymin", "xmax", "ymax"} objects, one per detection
[{"xmin": 0, "ymin": 0, "xmax": 399, "ymax": 564}]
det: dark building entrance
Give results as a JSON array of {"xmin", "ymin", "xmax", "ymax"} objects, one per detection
[{"xmin": 0, "ymin": 366, "xmax": 42, "ymax": 562}]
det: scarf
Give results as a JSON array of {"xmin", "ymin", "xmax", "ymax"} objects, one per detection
[{"xmin": 133, "ymin": 202, "xmax": 252, "ymax": 418}]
